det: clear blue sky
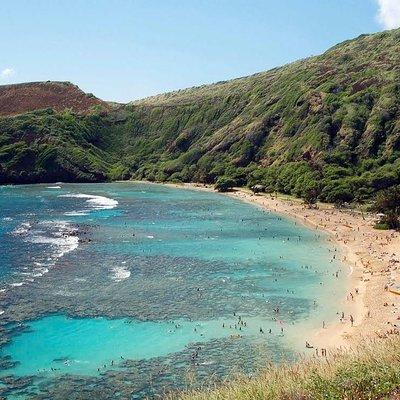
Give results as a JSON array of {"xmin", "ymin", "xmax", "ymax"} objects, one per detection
[{"xmin": 0, "ymin": 0, "xmax": 396, "ymax": 102}]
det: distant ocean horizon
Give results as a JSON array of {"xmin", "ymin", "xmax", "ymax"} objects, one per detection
[{"xmin": 0, "ymin": 182, "xmax": 348, "ymax": 398}]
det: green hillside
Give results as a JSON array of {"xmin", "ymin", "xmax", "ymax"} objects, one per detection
[{"xmin": 1, "ymin": 28, "xmax": 400, "ymax": 204}]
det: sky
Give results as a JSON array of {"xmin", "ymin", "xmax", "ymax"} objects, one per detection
[{"xmin": 0, "ymin": 0, "xmax": 399, "ymax": 102}]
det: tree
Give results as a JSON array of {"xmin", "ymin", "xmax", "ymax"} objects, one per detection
[
  {"xmin": 321, "ymin": 181, "xmax": 354, "ymax": 205},
  {"xmin": 214, "ymin": 177, "xmax": 236, "ymax": 192},
  {"xmin": 303, "ymin": 185, "xmax": 319, "ymax": 207},
  {"xmin": 374, "ymin": 185, "xmax": 400, "ymax": 229}
]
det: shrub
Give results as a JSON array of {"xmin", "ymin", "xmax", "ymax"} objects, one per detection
[
  {"xmin": 373, "ymin": 185, "xmax": 400, "ymax": 229},
  {"xmin": 214, "ymin": 177, "xmax": 236, "ymax": 192}
]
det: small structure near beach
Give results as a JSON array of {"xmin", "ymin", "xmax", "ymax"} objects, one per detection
[{"xmin": 251, "ymin": 184, "xmax": 266, "ymax": 194}]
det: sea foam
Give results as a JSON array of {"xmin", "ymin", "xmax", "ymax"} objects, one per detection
[
  {"xmin": 10, "ymin": 282, "xmax": 24, "ymax": 287},
  {"xmin": 12, "ymin": 222, "xmax": 31, "ymax": 235},
  {"xmin": 29, "ymin": 221, "xmax": 79, "ymax": 258},
  {"xmin": 59, "ymin": 193, "xmax": 118, "ymax": 210},
  {"xmin": 9, "ymin": 220, "xmax": 80, "ymax": 289},
  {"xmin": 64, "ymin": 211, "xmax": 89, "ymax": 216},
  {"xmin": 110, "ymin": 265, "xmax": 131, "ymax": 282}
]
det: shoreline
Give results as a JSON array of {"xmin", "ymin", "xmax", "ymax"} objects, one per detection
[{"xmin": 153, "ymin": 181, "xmax": 400, "ymax": 351}]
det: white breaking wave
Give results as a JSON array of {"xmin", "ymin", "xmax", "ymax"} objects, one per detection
[
  {"xmin": 28, "ymin": 221, "xmax": 79, "ymax": 258},
  {"xmin": 12, "ymin": 222, "xmax": 31, "ymax": 235},
  {"xmin": 32, "ymin": 263, "xmax": 50, "ymax": 277},
  {"xmin": 47, "ymin": 186, "xmax": 62, "ymax": 189},
  {"xmin": 64, "ymin": 211, "xmax": 89, "ymax": 216},
  {"xmin": 110, "ymin": 265, "xmax": 131, "ymax": 282},
  {"xmin": 8, "ymin": 220, "xmax": 80, "ymax": 290},
  {"xmin": 59, "ymin": 193, "xmax": 118, "ymax": 210}
]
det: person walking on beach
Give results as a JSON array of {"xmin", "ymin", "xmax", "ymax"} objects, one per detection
[{"xmin": 350, "ymin": 315, "xmax": 354, "ymax": 327}]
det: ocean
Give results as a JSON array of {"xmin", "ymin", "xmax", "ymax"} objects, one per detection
[{"xmin": 0, "ymin": 182, "xmax": 347, "ymax": 399}]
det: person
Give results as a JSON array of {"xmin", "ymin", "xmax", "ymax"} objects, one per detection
[{"xmin": 350, "ymin": 315, "xmax": 354, "ymax": 327}]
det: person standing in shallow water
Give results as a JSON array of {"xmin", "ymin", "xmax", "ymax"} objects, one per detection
[{"xmin": 2, "ymin": 183, "xmax": 357, "ymax": 398}]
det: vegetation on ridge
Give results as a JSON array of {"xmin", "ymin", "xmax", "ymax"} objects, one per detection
[
  {"xmin": 168, "ymin": 337, "xmax": 400, "ymax": 400},
  {"xmin": 0, "ymin": 109, "xmax": 114, "ymax": 183},
  {"xmin": 1, "ymin": 29, "xmax": 400, "ymax": 210}
]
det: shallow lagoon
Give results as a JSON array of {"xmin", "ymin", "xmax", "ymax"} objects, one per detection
[{"xmin": 0, "ymin": 182, "xmax": 348, "ymax": 398}]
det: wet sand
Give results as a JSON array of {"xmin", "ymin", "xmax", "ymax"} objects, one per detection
[{"xmin": 159, "ymin": 182, "xmax": 400, "ymax": 351}]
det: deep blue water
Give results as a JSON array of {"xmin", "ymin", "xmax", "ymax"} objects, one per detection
[{"xmin": 0, "ymin": 182, "xmax": 347, "ymax": 399}]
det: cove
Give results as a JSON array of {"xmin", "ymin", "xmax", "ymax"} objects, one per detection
[{"xmin": 0, "ymin": 182, "xmax": 349, "ymax": 398}]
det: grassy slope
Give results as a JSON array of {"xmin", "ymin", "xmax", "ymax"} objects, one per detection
[
  {"xmin": 0, "ymin": 109, "xmax": 115, "ymax": 184},
  {"xmin": 123, "ymin": 29, "xmax": 400, "ymax": 202},
  {"xmin": 1, "ymin": 29, "xmax": 400, "ymax": 202},
  {"xmin": 1, "ymin": 30, "xmax": 399, "ymax": 400},
  {"xmin": 170, "ymin": 337, "xmax": 400, "ymax": 400}
]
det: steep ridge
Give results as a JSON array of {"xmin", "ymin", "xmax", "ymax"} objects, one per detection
[
  {"xmin": 0, "ymin": 29, "xmax": 399, "ymax": 203},
  {"xmin": 0, "ymin": 81, "xmax": 109, "ymax": 117}
]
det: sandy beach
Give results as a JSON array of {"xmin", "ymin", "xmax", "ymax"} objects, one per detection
[{"xmin": 160, "ymin": 181, "xmax": 400, "ymax": 351}]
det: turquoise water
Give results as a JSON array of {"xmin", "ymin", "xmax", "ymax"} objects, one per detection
[
  {"xmin": 6, "ymin": 316, "xmax": 230, "ymax": 376},
  {"xmin": 0, "ymin": 182, "xmax": 348, "ymax": 399}
]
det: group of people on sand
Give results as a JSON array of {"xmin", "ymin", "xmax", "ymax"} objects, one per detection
[{"xmin": 226, "ymin": 190, "xmax": 400, "ymax": 358}]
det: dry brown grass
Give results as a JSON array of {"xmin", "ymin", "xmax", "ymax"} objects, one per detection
[{"xmin": 168, "ymin": 336, "xmax": 400, "ymax": 400}]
